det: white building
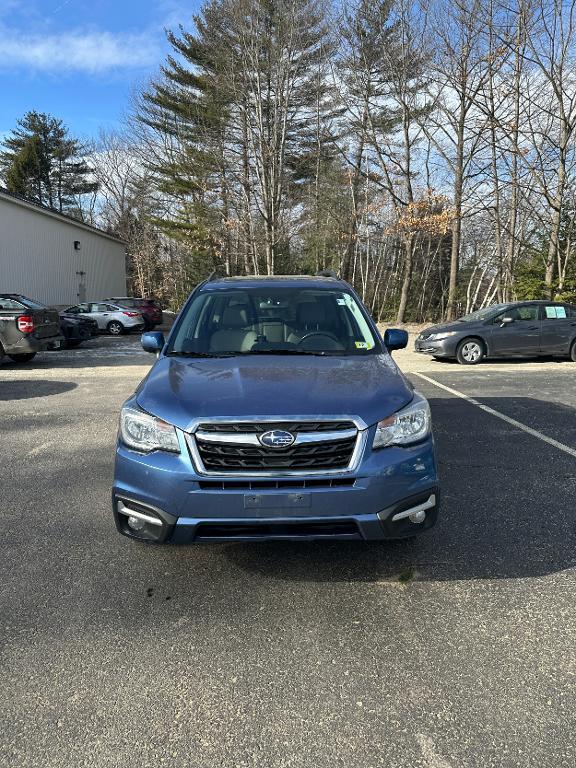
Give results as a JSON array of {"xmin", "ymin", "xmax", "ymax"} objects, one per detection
[{"xmin": 0, "ymin": 187, "xmax": 126, "ymax": 306}]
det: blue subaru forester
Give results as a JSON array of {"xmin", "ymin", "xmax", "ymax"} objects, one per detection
[{"xmin": 113, "ymin": 275, "xmax": 439, "ymax": 543}]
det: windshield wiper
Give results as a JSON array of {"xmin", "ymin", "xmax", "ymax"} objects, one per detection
[
  {"xmin": 238, "ymin": 349, "xmax": 334, "ymax": 356},
  {"xmin": 166, "ymin": 349, "xmax": 342, "ymax": 358},
  {"xmin": 165, "ymin": 350, "xmax": 238, "ymax": 358}
]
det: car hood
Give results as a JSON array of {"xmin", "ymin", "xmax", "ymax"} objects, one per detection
[
  {"xmin": 135, "ymin": 354, "xmax": 414, "ymax": 431},
  {"xmin": 419, "ymin": 321, "xmax": 478, "ymax": 336}
]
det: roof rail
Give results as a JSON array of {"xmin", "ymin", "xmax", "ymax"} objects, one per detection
[{"xmin": 316, "ymin": 269, "xmax": 339, "ymax": 279}]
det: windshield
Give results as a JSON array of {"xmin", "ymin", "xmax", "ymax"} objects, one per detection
[
  {"xmin": 458, "ymin": 305, "xmax": 507, "ymax": 322},
  {"xmin": 168, "ymin": 287, "xmax": 379, "ymax": 356},
  {"xmin": 11, "ymin": 295, "xmax": 47, "ymax": 310}
]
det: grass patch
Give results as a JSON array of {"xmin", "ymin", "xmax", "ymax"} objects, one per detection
[{"xmin": 398, "ymin": 566, "xmax": 416, "ymax": 583}]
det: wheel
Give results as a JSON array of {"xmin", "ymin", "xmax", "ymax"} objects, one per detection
[
  {"xmin": 107, "ymin": 320, "xmax": 124, "ymax": 336},
  {"xmin": 456, "ymin": 338, "xmax": 485, "ymax": 365},
  {"xmin": 570, "ymin": 340, "xmax": 576, "ymax": 362},
  {"xmin": 8, "ymin": 353, "xmax": 37, "ymax": 363}
]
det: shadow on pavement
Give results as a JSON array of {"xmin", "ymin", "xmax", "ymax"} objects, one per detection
[
  {"xmin": 222, "ymin": 394, "xmax": 576, "ymax": 583},
  {"xmin": 2, "ymin": 393, "xmax": 576, "ymax": 641},
  {"xmin": 0, "ymin": 380, "xmax": 77, "ymax": 400},
  {"xmin": 428, "ymin": 354, "xmax": 571, "ymax": 367}
]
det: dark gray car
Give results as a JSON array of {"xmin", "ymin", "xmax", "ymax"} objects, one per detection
[
  {"xmin": 415, "ymin": 301, "xmax": 576, "ymax": 364},
  {"xmin": 0, "ymin": 294, "xmax": 63, "ymax": 363}
]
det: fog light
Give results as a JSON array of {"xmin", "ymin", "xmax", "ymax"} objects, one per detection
[
  {"xmin": 390, "ymin": 494, "xmax": 436, "ymax": 523},
  {"xmin": 128, "ymin": 515, "xmax": 146, "ymax": 531}
]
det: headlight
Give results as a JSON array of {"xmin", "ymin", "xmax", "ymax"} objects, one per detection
[
  {"xmin": 120, "ymin": 406, "xmax": 180, "ymax": 453},
  {"xmin": 372, "ymin": 396, "xmax": 431, "ymax": 449},
  {"xmin": 426, "ymin": 331, "xmax": 458, "ymax": 341}
]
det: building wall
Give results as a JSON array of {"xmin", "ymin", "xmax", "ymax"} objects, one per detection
[{"xmin": 0, "ymin": 195, "xmax": 126, "ymax": 306}]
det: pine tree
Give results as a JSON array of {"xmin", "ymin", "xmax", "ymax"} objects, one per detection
[
  {"xmin": 0, "ymin": 111, "xmax": 98, "ymax": 214},
  {"xmin": 137, "ymin": 0, "xmax": 333, "ymax": 274}
]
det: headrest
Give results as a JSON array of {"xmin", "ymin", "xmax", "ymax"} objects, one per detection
[
  {"xmin": 222, "ymin": 306, "xmax": 249, "ymax": 327},
  {"xmin": 298, "ymin": 302, "xmax": 326, "ymax": 325}
]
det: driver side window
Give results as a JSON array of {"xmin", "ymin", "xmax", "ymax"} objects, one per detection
[
  {"xmin": 516, "ymin": 306, "xmax": 539, "ymax": 321},
  {"xmin": 493, "ymin": 306, "xmax": 537, "ymax": 324},
  {"xmin": 493, "ymin": 309, "xmax": 517, "ymax": 324}
]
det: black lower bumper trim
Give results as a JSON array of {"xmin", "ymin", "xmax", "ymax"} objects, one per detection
[
  {"xmin": 194, "ymin": 519, "xmax": 359, "ymax": 541},
  {"xmin": 377, "ymin": 488, "xmax": 440, "ymax": 538},
  {"xmin": 113, "ymin": 495, "xmax": 176, "ymax": 543}
]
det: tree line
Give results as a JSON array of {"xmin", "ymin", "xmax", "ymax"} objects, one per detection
[{"xmin": 2, "ymin": 0, "xmax": 576, "ymax": 321}]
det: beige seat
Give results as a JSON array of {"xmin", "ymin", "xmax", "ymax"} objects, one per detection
[
  {"xmin": 287, "ymin": 302, "xmax": 328, "ymax": 343},
  {"xmin": 210, "ymin": 306, "xmax": 257, "ymax": 352}
]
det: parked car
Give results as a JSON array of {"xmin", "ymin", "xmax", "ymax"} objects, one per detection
[
  {"xmin": 105, "ymin": 297, "xmax": 162, "ymax": 330},
  {"xmin": 59, "ymin": 311, "xmax": 99, "ymax": 348},
  {"xmin": 112, "ymin": 274, "xmax": 439, "ymax": 545},
  {"xmin": 63, "ymin": 302, "xmax": 145, "ymax": 335},
  {"xmin": 415, "ymin": 300, "xmax": 576, "ymax": 364},
  {"xmin": 0, "ymin": 293, "xmax": 63, "ymax": 363}
]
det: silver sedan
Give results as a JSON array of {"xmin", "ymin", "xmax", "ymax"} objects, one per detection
[{"xmin": 63, "ymin": 302, "xmax": 145, "ymax": 335}]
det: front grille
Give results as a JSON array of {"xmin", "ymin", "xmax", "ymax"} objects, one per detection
[
  {"xmin": 195, "ymin": 435, "xmax": 357, "ymax": 472},
  {"xmin": 197, "ymin": 420, "xmax": 355, "ymax": 434}
]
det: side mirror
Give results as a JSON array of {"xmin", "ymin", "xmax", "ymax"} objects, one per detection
[
  {"xmin": 141, "ymin": 331, "xmax": 165, "ymax": 354},
  {"xmin": 384, "ymin": 328, "xmax": 409, "ymax": 351},
  {"xmin": 501, "ymin": 316, "xmax": 514, "ymax": 325}
]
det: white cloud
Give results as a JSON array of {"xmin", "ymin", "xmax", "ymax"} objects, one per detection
[
  {"xmin": 0, "ymin": 27, "xmax": 161, "ymax": 73},
  {"xmin": 154, "ymin": 0, "xmax": 196, "ymax": 30}
]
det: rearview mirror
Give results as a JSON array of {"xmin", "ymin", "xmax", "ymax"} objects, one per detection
[
  {"xmin": 141, "ymin": 331, "xmax": 165, "ymax": 354},
  {"xmin": 384, "ymin": 328, "xmax": 409, "ymax": 351},
  {"xmin": 501, "ymin": 316, "xmax": 514, "ymax": 325}
]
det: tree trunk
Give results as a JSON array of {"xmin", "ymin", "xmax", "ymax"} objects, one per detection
[
  {"xmin": 546, "ymin": 147, "xmax": 566, "ymax": 296},
  {"xmin": 396, "ymin": 235, "xmax": 414, "ymax": 324},
  {"xmin": 446, "ymin": 96, "xmax": 465, "ymax": 321}
]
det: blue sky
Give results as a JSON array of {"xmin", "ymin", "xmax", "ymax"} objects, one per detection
[{"xmin": 0, "ymin": 0, "xmax": 202, "ymax": 142}]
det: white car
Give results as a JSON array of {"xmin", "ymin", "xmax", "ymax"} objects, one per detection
[{"xmin": 64, "ymin": 302, "xmax": 145, "ymax": 336}]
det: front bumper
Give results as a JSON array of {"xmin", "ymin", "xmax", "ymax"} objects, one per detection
[
  {"xmin": 62, "ymin": 323, "xmax": 98, "ymax": 341},
  {"xmin": 112, "ymin": 433, "xmax": 440, "ymax": 543},
  {"xmin": 414, "ymin": 336, "xmax": 458, "ymax": 358}
]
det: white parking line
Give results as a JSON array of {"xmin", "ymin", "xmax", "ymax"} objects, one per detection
[{"xmin": 413, "ymin": 372, "xmax": 576, "ymax": 460}]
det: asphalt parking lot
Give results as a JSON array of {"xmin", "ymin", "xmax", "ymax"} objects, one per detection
[{"xmin": 1, "ymin": 336, "xmax": 575, "ymax": 768}]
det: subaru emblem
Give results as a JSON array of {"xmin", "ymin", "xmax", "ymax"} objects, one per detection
[{"xmin": 259, "ymin": 430, "xmax": 295, "ymax": 449}]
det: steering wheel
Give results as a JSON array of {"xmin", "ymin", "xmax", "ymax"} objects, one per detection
[{"xmin": 297, "ymin": 331, "xmax": 342, "ymax": 346}]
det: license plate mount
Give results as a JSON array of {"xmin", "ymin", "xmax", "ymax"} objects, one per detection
[{"xmin": 244, "ymin": 492, "xmax": 311, "ymax": 510}]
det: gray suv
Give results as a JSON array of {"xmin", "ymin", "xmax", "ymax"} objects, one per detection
[{"xmin": 415, "ymin": 301, "xmax": 576, "ymax": 364}]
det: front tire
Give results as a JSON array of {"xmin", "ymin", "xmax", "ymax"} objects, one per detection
[
  {"xmin": 107, "ymin": 320, "xmax": 124, "ymax": 336},
  {"xmin": 456, "ymin": 338, "xmax": 485, "ymax": 365},
  {"xmin": 570, "ymin": 339, "xmax": 576, "ymax": 362},
  {"xmin": 8, "ymin": 353, "xmax": 37, "ymax": 363}
]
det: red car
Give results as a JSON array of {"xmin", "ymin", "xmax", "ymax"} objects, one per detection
[{"xmin": 106, "ymin": 297, "xmax": 162, "ymax": 330}]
